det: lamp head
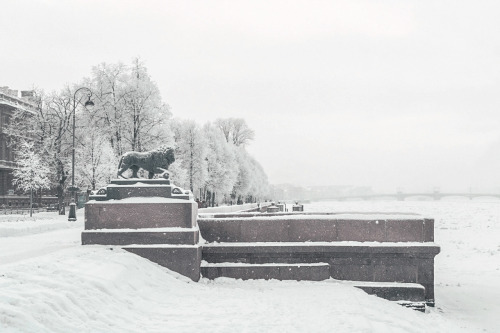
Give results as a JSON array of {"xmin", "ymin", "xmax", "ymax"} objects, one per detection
[{"xmin": 84, "ymin": 94, "xmax": 94, "ymax": 110}]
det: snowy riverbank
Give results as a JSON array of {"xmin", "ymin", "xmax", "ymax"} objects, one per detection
[{"xmin": 1, "ymin": 200, "xmax": 499, "ymax": 332}]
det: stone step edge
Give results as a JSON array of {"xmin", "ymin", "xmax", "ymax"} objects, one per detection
[
  {"xmin": 82, "ymin": 228, "xmax": 199, "ymax": 246},
  {"xmin": 199, "ymin": 211, "xmax": 424, "ymax": 217},
  {"xmin": 83, "ymin": 227, "xmax": 199, "ymax": 233},
  {"xmin": 123, "ymin": 244, "xmax": 201, "ymax": 249},
  {"xmin": 200, "ymin": 262, "xmax": 329, "ymax": 268},
  {"xmin": 202, "ymin": 242, "xmax": 440, "ymax": 255},
  {"xmin": 204, "ymin": 241, "xmax": 439, "ymax": 247},
  {"xmin": 342, "ymin": 281, "xmax": 425, "ymax": 289},
  {"xmin": 200, "ymin": 261, "xmax": 330, "ymax": 281}
]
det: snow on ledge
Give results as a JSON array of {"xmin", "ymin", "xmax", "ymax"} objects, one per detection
[
  {"xmin": 200, "ymin": 261, "xmax": 329, "ymax": 267},
  {"xmin": 87, "ymin": 197, "xmax": 194, "ymax": 204},
  {"xmin": 341, "ymin": 281, "xmax": 425, "ymax": 289},
  {"xmin": 200, "ymin": 213, "xmax": 426, "ymax": 221},
  {"xmin": 83, "ymin": 227, "xmax": 199, "ymax": 233},
  {"xmin": 122, "ymin": 244, "xmax": 200, "ymax": 249},
  {"xmin": 107, "ymin": 183, "xmax": 174, "ymax": 188},
  {"xmin": 203, "ymin": 241, "xmax": 439, "ymax": 247}
]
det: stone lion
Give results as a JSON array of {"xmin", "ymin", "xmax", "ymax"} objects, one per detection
[{"xmin": 117, "ymin": 146, "xmax": 175, "ymax": 179}]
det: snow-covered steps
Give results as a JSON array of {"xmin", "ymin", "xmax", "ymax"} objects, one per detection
[
  {"xmin": 200, "ymin": 261, "xmax": 428, "ymax": 311},
  {"xmin": 200, "ymin": 262, "xmax": 330, "ymax": 281},
  {"xmin": 202, "ymin": 242, "xmax": 439, "ymax": 305},
  {"xmin": 81, "ymin": 227, "xmax": 200, "ymax": 245}
]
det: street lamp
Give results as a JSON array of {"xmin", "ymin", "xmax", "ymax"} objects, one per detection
[{"xmin": 68, "ymin": 87, "xmax": 94, "ymax": 222}]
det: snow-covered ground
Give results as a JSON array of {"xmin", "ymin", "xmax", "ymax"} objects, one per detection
[{"xmin": 1, "ymin": 200, "xmax": 499, "ymax": 332}]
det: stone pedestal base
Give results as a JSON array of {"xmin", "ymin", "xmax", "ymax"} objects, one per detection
[
  {"xmin": 85, "ymin": 198, "xmax": 197, "ymax": 229},
  {"xmin": 83, "ymin": 180, "xmax": 200, "ymax": 282}
]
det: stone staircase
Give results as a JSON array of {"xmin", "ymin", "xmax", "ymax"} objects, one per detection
[{"xmin": 198, "ymin": 212, "xmax": 440, "ymax": 310}]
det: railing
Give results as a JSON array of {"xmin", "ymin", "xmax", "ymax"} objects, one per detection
[
  {"xmin": 0, "ymin": 206, "xmax": 63, "ymax": 215},
  {"xmin": 199, "ymin": 202, "xmax": 273, "ymax": 214},
  {"xmin": 1, "ymin": 207, "xmax": 40, "ymax": 215}
]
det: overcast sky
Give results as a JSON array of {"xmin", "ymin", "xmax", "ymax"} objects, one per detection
[{"xmin": 2, "ymin": 0, "xmax": 500, "ymax": 192}]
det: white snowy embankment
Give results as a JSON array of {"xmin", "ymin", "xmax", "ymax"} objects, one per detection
[{"xmin": 0, "ymin": 200, "xmax": 498, "ymax": 332}]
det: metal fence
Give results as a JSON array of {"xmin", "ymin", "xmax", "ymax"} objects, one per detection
[{"xmin": 0, "ymin": 206, "xmax": 59, "ymax": 215}]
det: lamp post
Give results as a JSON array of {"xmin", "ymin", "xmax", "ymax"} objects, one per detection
[{"xmin": 68, "ymin": 87, "xmax": 94, "ymax": 222}]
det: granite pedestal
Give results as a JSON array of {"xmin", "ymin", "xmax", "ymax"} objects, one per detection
[{"xmin": 82, "ymin": 179, "xmax": 201, "ymax": 281}]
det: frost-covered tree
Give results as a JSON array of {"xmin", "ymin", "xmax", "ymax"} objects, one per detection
[
  {"xmin": 90, "ymin": 58, "xmax": 172, "ymax": 156},
  {"xmin": 171, "ymin": 119, "xmax": 207, "ymax": 194},
  {"xmin": 12, "ymin": 141, "xmax": 51, "ymax": 217},
  {"xmin": 215, "ymin": 118, "xmax": 255, "ymax": 146},
  {"xmin": 167, "ymin": 157, "xmax": 189, "ymax": 189},
  {"xmin": 7, "ymin": 89, "xmax": 77, "ymax": 215},
  {"xmin": 229, "ymin": 147, "xmax": 270, "ymax": 204},
  {"xmin": 201, "ymin": 123, "xmax": 238, "ymax": 206},
  {"xmin": 90, "ymin": 62, "xmax": 128, "ymax": 156},
  {"xmin": 245, "ymin": 154, "xmax": 270, "ymax": 202},
  {"xmin": 231, "ymin": 147, "xmax": 252, "ymax": 204},
  {"xmin": 124, "ymin": 58, "xmax": 172, "ymax": 151},
  {"xmin": 75, "ymin": 131, "xmax": 115, "ymax": 191}
]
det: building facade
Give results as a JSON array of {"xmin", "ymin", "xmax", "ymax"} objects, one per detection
[{"xmin": 0, "ymin": 87, "xmax": 37, "ymax": 206}]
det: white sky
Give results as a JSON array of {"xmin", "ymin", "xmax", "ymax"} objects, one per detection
[{"xmin": 2, "ymin": 0, "xmax": 500, "ymax": 192}]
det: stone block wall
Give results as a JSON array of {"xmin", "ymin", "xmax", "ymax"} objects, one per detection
[{"xmin": 198, "ymin": 214, "xmax": 434, "ymax": 243}]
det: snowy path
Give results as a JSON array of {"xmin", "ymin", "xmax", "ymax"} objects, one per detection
[
  {"xmin": 0, "ymin": 212, "xmax": 84, "ymax": 266},
  {"xmin": 0, "ymin": 229, "xmax": 81, "ymax": 266}
]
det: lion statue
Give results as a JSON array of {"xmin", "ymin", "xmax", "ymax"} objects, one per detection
[{"xmin": 117, "ymin": 146, "xmax": 175, "ymax": 179}]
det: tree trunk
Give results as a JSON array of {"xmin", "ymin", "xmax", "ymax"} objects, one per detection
[
  {"xmin": 29, "ymin": 188, "xmax": 33, "ymax": 218},
  {"xmin": 57, "ymin": 170, "xmax": 67, "ymax": 215}
]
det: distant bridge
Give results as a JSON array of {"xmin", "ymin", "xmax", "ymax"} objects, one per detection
[{"xmin": 327, "ymin": 192, "xmax": 500, "ymax": 201}]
